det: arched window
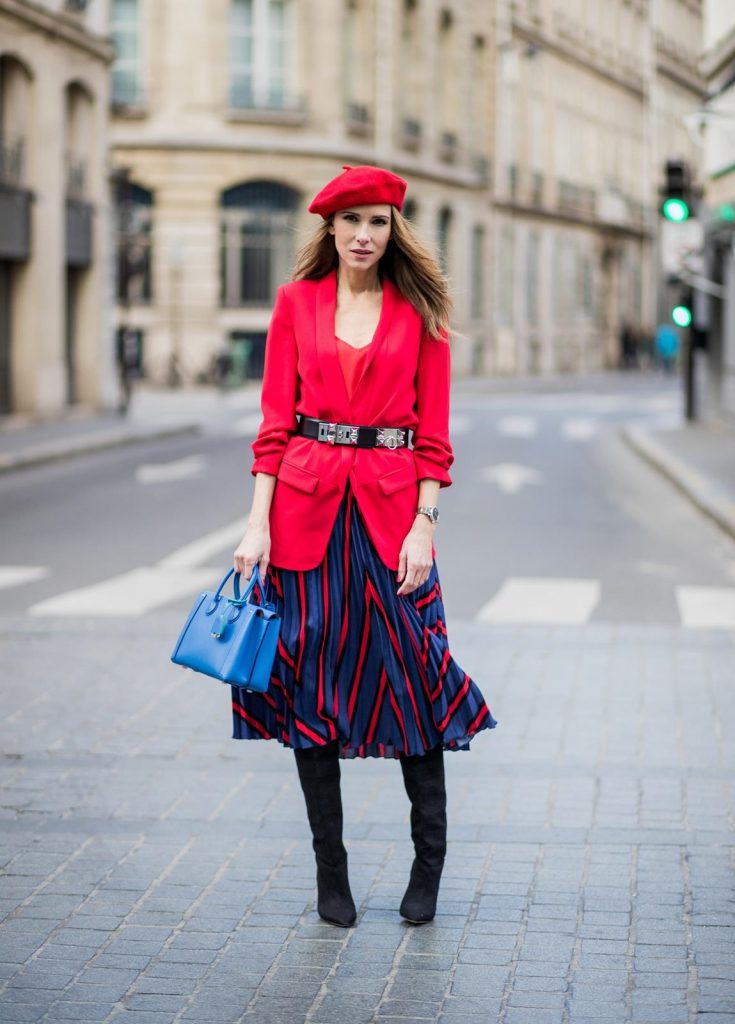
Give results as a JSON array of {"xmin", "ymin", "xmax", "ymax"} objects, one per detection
[
  {"xmin": 115, "ymin": 181, "xmax": 153, "ymax": 304},
  {"xmin": 402, "ymin": 197, "xmax": 418, "ymax": 223},
  {"xmin": 0, "ymin": 55, "xmax": 32, "ymax": 189},
  {"xmin": 220, "ymin": 180, "xmax": 298, "ymax": 306}
]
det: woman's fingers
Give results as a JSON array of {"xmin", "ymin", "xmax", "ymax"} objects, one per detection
[{"xmin": 397, "ymin": 560, "xmax": 432, "ymax": 595}]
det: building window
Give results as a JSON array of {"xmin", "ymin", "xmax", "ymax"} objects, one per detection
[
  {"xmin": 344, "ymin": 0, "xmax": 374, "ymax": 133},
  {"xmin": 231, "ymin": 0, "xmax": 294, "ymax": 110},
  {"xmin": 220, "ymin": 180, "xmax": 298, "ymax": 306},
  {"xmin": 436, "ymin": 9, "xmax": 459, "ymax": 160},
  {"xmin": 497, "ymin": 224, "xmax": 514, "ymax": 327},
  {"xmin": 116, "ymin": 182, "xmax": 153, "ymax": 304},
  {"xmin": 402, "ymin": 198, "xmax": 418, "ymax": 223},
  {"xmin": 111, "ymin": 0, "xmax": 141, "ymax": 106},
  {"xmin": 526, "ymin": 231, "xmax": 540, "ymax": 326},
  {"xmin": 437, "ymin": 206, "xmax": 452, "ymax": 274},
  {"xmin": 398, "ymin": 0, "xmax": 422, "ymax": 148},
  {"xmin": 470, "ymin": 225, "xmax": 485, "ymax": 319}
]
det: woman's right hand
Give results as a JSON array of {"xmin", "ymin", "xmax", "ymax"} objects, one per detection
[{"xmin": 233, "ymin": 523, "xmax": 270, "ymax": 582}]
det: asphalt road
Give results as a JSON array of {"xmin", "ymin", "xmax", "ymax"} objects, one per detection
[
  {"xmin": 1, "ymin": 371, "xmax": 733, "ymax": 1024},
  {"xmin": 0, "ymin": 372, "xmax": 732, "ymax": 629}
]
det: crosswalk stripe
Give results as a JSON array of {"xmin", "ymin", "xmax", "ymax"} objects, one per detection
[
  {"xmin": 136, "ymin": 455, "xmax": 205, "ymax": 483},
  {"xmin": 230, "ymin": 414, "xmax": 264, "ymax": 437},
  {"xmin": 0, "ymin": 566, "xmax": 48, "ymax": 591},
  {"xmin": 476, "ymin": 577, "xmax": 601, "ymax": 625},
  {"xmin": 157, "ymin": 518, "xmax": 247, "ymax": 571},
  {"xmin": 28, "ymin": 567, "xmax": 215, "ymax": 617},
  {"xmin": 675, "ymin": 586, "xmax": 735, "ymax": 630},
  {"xmin": 497, "ymin": 415, "xmax": 537, "ymax": 437},
  {"xmin": 561, "ymin": 418, "xmax": 599, "ymax": 441}
]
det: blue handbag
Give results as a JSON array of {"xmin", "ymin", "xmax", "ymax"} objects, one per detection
[{"xmin": 170, "ymin": 566, "xmax": 280, "ymax": 692}]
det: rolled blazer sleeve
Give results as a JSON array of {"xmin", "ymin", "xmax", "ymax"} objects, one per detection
[
  {"xmin": 412, "ymin": 328, "xmax": 454, "ymax": 487},
  {"xmin": 250, "ymin": 286, "xmax": 298, "ymax": 477}
]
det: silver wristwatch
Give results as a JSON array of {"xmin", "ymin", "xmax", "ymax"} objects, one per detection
[{"xmin": 416, "ymin": 505, "xmax": 440, "ymax": 524}]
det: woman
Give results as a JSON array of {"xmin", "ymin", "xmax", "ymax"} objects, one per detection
[{"xmin": 232, "ymin": 165, "xmax": 498, "ymax": 928}]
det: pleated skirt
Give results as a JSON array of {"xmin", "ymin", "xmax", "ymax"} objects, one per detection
[{"xmin": 231, "ymin": 483, "xmax": 498, "ymax": 759}]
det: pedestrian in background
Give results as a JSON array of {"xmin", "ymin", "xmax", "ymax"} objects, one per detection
[
  {"xmin": 655, "ymin": 322, "xmax": 679, "ymax": 373},
  {"xmin": 232, "ymin": 165, "xmax": 497, "ymax": 928}
]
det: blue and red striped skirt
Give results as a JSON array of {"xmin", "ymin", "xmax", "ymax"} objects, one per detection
[{"xmin": 231, "ymin": 483, "xmax": 498, "ymax": 759}]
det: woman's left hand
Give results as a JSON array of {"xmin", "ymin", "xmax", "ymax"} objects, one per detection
[{"xmin": 396, "ymin": 518, "xmax": 434, "ymax": 596}]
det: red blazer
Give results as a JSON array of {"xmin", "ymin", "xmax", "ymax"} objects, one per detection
[{"xmin": 250, "ymin": 269, "xmax": 454, "ymax": 571}]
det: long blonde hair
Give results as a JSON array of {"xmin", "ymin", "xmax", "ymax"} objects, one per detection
[{"xmin": 291, "ymin": 207, "xmax": 452, "ymax": 339}]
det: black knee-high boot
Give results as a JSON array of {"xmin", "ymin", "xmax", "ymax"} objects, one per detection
[
  {"xmin": 293, "ymin": 741, "xmax": 357, "ymax": 928},
  {"xmin": 399, "ymin": 744, "xmax": 447, "ymax": 924}
]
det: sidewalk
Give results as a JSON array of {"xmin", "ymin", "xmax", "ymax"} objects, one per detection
[
  {"xmin": 0, "ymin": 384, "xmax": 263, "ymax": 474},
  {"xmin": 0, "ymin": 616, "xmax": 732, "ymax": 1024},
  {"xmin": 620, "ymin": 417, "xmax": 735, "ymax": 543}
]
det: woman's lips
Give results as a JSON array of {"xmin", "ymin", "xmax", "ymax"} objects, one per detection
[{"xmin": 351, "ymin": 249, "xmax": 372, "ymax": 256}]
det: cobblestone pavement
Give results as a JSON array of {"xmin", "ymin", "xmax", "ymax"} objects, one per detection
[{"xmin": 0, "ymin": 615, "xmax": 733, "ymax": 1023}]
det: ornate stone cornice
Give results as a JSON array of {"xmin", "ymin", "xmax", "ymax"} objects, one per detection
[{"xmin": 0, "ymin": 0, "xmax": 114, "ymax": 63}]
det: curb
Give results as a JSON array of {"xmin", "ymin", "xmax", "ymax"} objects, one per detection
[
  {"xmin": 0, "ymin": 422, "xmax": 201, "ymax": 475},
  {"xmin": 620, "ymin": 424, "xmax": 735, "ymax": 543}
]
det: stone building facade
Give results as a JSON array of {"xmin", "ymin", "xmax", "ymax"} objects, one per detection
[
  {"xmin": 109, "ymin": 0, "xmax": 707, "ymax": 387},
  {"xmin": 492, "ymin": 0, "xmax": 705, "ymax": 376},
  {"xmin": 698, "ymin": 0, "xmax": 735, "ymax": 421},
  {"xmin": 0, "ymin": 0, "xmax": 114, "ymax": 416},
  {"xmin": 109, "ymin": 0, "xmax": 494, "ymax": 386}
]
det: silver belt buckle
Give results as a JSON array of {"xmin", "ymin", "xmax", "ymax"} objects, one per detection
[
  {"xmin": 335, "ymin": 423, "xmax": 359, "ymax": 445},
  {"xmin": 377, "ymin": 427, "xmax": 405, "ymax": 450},
  {"xmin": 318, "ymin": 421, "xmax": 337, "ymax": 444}
]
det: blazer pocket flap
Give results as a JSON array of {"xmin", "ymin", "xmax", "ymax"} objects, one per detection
[
  {"xmin": 378, "ymin": 462, "xmax": 418, "ymax": 495},
  {"xmin": 277, "ymin": 458, "xmax": 319, "ymax": 494}
]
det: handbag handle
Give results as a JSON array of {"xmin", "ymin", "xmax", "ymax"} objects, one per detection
[{"xmin": 209, "ymin": 566, "xmax": 271, "ymax": 610}]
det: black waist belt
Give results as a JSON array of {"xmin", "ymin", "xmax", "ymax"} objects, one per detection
[{"xmin": 296, "ymin": 415, "xmax": 411, "ymax": 449}]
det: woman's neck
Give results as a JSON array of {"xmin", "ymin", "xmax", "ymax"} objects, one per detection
[{"xmin": 336, "ymin": 263, "xmax": 382, "ymax": 296}]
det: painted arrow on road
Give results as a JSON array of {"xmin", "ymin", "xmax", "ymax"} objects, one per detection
[{"xmin": 477, "ymin": 463, "xmax": 543, "ymax": 494}]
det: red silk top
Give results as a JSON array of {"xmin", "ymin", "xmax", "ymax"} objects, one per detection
[{"xmin": 336, "ymin": 335, "xmax": 372, "ymax": 401}]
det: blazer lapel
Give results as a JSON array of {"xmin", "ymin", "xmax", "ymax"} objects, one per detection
[{"xmin": 315, "ymin": 269, "xmax": 352, "ymax": 421}]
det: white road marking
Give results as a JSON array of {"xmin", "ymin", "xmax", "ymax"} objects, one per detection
[
  {"xmin": 448, "ymin": 413, "xmax": 472, "ymax": 435},
  {"xmin": 27, "ymin": 515, "xmax": 249, "ymax": 616},
  {"xmin": 497, "ymin": 415, "xmax": 537, "ymax": 437},
  {"xmin": 28, "ymin": 567, "xmax": 215, "ymax": 617},
  {"xmin": 230, "ymin": 414, "xmax": 264, "ymax": 437},
  {"xmin": 136, "ymin": 455, "xmax": 206, "ymax": 483},
  {"xmin": 157, "ymin": 518, "xmax": 248, "ymax": 571},
  {"xmin": 562, "ymin": 418, "xmax": 599, "ymax": 441},
  {"xmin": 0, "ymin": 566, "xmax": 49, "ymax": 590},
  {"xmin": 675, "ymin": 586, "xmax": 735, "ymax": 630},
  {"xmin": 476, "ymin": 577, "xmax": 601, "ymax": 625},
  {"xmin": 477, "ymin": 463, "xmax": 543, "ymax": 494}
]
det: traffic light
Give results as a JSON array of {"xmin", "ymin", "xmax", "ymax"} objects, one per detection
[
  {"xmin": 661, "ymin": 159, "xmax": 692, "ymax": 222},
  {"xmin": 672, "ymin": 303, "xmax": 692, "ymax": 328},
  {"xmin": 672, "ymin": 286, "xmax": 693, "ymax": 328}
]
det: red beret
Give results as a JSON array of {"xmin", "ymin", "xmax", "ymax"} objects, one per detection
[{"xmin": 308, "ymin": 165, "xmax": 407, "ymax": 218}]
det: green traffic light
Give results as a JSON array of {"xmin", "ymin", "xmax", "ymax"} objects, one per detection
[
  {"xmin": 672, "ymin": 305, "xmax": 692, "ymax": 328},
  {"xmin": 720, "ymin": 203, "xmax": 735, "ymax": 222},
  {"xmin": 662, "ymin": 197, "xmax": 690, "ymax": 222}
]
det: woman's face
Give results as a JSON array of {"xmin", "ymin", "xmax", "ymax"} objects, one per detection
[{"xmin": 328, "ymin": 204, "xmax": 392, "ymax": 274}]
